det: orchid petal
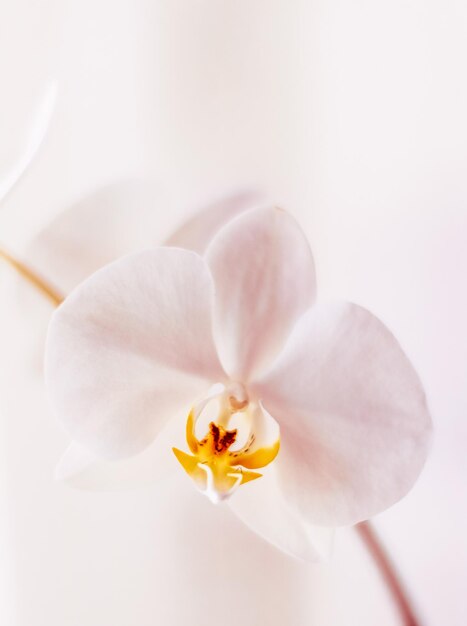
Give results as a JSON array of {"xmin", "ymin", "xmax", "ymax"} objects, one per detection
[
  {"xmin": 165, "ymin": 191, "xmax": 264, "ymax": 254},
  {"xmin": 205, "ymin": 207, "xmax": 316, "ymax": 380},
  {"xmin": 254, "ymin": 301, "xmax": 432, "ymax": 526},
  {"xmin": 0, "ymin": 81, "xmax": 57, "ymax": 204},
  {"xmin": 45, "ymin": 248, "xmax": 225, "ymax": 460},
  {"xmin": 229, "ymin": 467, "xmax": 335, "ymax": 562},
  {"xmin": 27, "ymin": 181, "xmax": 167, "ymax": 293}
]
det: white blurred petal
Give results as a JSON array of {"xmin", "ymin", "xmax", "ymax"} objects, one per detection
[
  {"xmin": 55, "ymin": 413, "xmax": 184, "ymax": 490},
  {"xmin": 26, "ymin": 181, "xmax": 168, "ymax": 293},
  {"xmin": 165, "ymin": 190, "xmax": 264, "ymax": 253},
  {"xmin": 0, "ymin": 81, "xmax": 57, "ymax": 204}
]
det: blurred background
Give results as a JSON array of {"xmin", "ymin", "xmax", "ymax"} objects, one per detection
[{"xmin": 0, "ymin": 1, "xmax": 466, "ymax": 624}]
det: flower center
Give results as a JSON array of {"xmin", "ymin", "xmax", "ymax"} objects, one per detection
[
  {"xmin": 203, "ymin": 422, "xmax": 238, "ymax": 454},
  {"xmin": 172, "ymin": 383, "xmax": 280, "ymax": 503}
]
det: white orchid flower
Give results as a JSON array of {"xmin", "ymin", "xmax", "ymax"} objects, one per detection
[{"xmin": 44, "ymin": 203, "xmax": 431, "ymax": 560}]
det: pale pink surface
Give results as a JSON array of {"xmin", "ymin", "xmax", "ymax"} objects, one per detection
[{"xmin": 1, "ymin": 0, "xmax": 467, "ymax": 623}]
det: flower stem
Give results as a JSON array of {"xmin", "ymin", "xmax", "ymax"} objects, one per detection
[
  {"xmin": 356, "ymin": 521, "xmax": 422, "ymax": 626},
  {"xmin": 0, "ymin": 246, "xmax": 64, "ymax": 306}
]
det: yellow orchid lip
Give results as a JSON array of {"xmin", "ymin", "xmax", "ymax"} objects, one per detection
[{"xmin": 173, "ymin": 407, "xmax": 280, "ymax": 503}]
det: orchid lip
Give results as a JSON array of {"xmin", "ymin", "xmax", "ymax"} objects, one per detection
[{"xmin": 173, "ymin": 385, "xmax": 280, "ymax": 503}]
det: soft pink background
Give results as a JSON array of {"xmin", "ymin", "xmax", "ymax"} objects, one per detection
[{"xmin": 1, "ymin": 1, "xmax": 466, "ymax": 625}]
